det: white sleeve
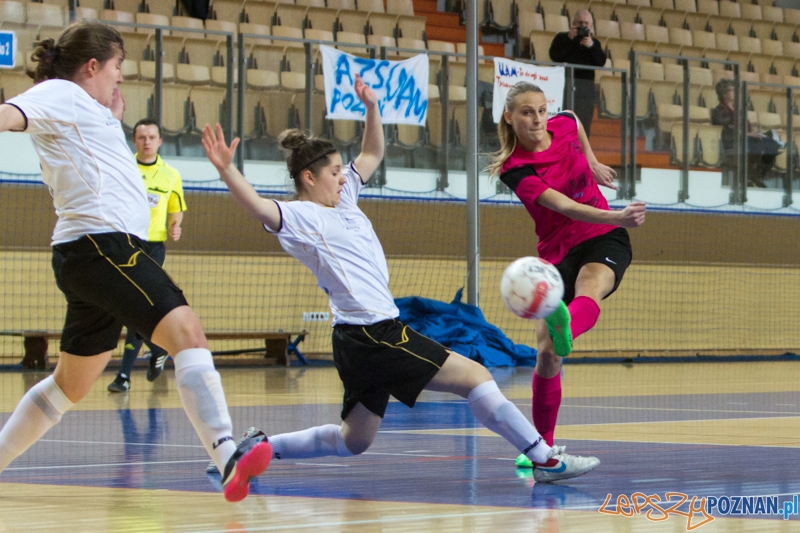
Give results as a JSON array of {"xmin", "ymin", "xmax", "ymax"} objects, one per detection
[
  {"xmin": 6, "ymin": 80, "xmax": 78, "ymax": 135},
  {"xmin": 266, "ymin": 200, "xmax": 321, "ymax": 245},
  {"xmin": 338, "ymin": 162, "xmax": 364, "ymax": 208}
]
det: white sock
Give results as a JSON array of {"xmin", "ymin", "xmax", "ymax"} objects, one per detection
[
  {"xmin": 269, "ymin": 424, "xmax": 353, "ymax": 459},
  {"xmin": 173, "ymin": 348, "xmax": 236, "ymax": 472},
  {"xmin": 468, "ymin": 380, "xmax": 551, "ymax": 464},
  {"xmin": 0, "ymin": 375, "xmax": 74, "ymax": 473}
]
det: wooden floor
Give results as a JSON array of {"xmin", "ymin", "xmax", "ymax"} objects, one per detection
[{"xmin": 1, "ymin": 362, "xmax": 799, "ymax": 532}]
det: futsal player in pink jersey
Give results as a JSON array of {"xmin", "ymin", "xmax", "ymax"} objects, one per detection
[{"xmin": 486, "ymin": 82, "xmax": 646, "ymax": 469}]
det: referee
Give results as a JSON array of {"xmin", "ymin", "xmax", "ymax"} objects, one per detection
[{"xmin": 108, "ymin": 118, "xmax": 187, "ymax": 392}]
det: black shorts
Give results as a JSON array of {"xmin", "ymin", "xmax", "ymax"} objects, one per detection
[
  {"xmin": 51, "ymin": 232, "xmax": 188, "ymax": 356},
  {"xmin": 332, "ymin": 319, "xmax": 451, "ymax": 419},
  {"xmin": 556, "ymin": 227, "xmax": 632, "ymax": 305}
]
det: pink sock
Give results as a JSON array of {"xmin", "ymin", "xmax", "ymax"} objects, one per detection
[
  {"xmin": 567, "ymin": 296, "xmax": 600, "ymax": 339},
  {"xmin": 532, "ymin": 372, "xmax": 561, "ymax": 447}
]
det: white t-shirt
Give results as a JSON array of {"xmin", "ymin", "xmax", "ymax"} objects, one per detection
[
  {"xmin": 7, "ymin": 79, "xmax": 149, "ymax": 245},
  {"xmin": 268, "ymin": 162, "xmax": 399, "ymax": 326}
]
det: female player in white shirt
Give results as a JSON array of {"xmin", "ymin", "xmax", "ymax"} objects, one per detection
[
  {"xmin": 201, "ymin": 74, "xmax": 600, "ymax": 483},
  {"xmin": 0, "ymin": 20, "xmax": 270, "ymax": 502}
]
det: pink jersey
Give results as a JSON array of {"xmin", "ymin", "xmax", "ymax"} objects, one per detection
[{"xmin": 499, "ymin": 113, "xmax": 615, "ymax": 264}]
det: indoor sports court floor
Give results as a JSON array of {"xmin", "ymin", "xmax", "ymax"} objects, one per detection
[{"xmin": 0, "ymin": 361, "xmax": 798, "ymax": 532}]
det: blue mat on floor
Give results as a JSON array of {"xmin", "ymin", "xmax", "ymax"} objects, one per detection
[{"xmin": 395, "ymin": 289, "xmax": 537, "ymax": 367}]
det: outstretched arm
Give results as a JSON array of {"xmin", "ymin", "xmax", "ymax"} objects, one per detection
[
  {"xmin": 352, "ymin": 74, "xmax": 384, "ymax": 184},
  {"xmin": 565, "ymin": 110, "xmax": 617, "ymax": 190},
  {"xmin": 0, "ymin": 104, "xmax": 26, "ymax": 132},
  {"xmin": 537, "ymin": 188, "xmax": 646, "ymax": 228},
  {"xmin": 201, "ymin": 123, "xmax": 282, "ymax": 232}
]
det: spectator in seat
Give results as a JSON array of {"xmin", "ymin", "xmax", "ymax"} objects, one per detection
[
  {"xmin": 549, "ymin": 9, "xmax": 606, "ymax": 137},
  {"xmin": 711, "ymin": 78, "xmax": 782, "ymax": 188}
]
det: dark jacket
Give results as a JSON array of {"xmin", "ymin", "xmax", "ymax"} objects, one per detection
[{"xmin": 549, "ymin": 32, "xmax": 607, "ymax": 81}]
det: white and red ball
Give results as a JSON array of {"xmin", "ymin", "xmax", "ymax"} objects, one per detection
[{"xmin": 499, "ymin": 257, "xmax": 564, "ymax": 320}]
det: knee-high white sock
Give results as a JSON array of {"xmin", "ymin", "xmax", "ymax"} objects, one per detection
[
  {"xmin": 173, "ymin": 348, "xmax": 236, "ymax": 472},
  {"xmin": 0, "ymin": 375, "xmax": 74, "ymax": 473},
  {"xmin": 269, "ymin": 424, "xmax": 353, "ymax": 460},
  {"xmin": 468, "ymin": 380, "xmax": 551, "ymax": 464}
]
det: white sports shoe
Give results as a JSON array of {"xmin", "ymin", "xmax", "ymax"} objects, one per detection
[{"xmin": 532, "ymin": 447, "xmax": 600, "ymax": 483}]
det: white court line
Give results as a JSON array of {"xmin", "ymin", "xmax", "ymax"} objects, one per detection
[
  {"xmin": 4, "ymin": 459, "xmax": 209, "ymax": 471},
  {"xmin": 560, "ymin": 403, "xmax": 800, "ymax": 416},
  {"xmin": 37, "ymin": 438, "xmax": 205, "ymax": 448},
  {"xmin": 184, "ymin": 508, "xmax": 554, "ymax": 533}
]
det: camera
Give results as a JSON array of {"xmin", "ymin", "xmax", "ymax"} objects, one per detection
[{"xmin": 575, "ymin": 26, "xmax": 591, "ymax": 39}]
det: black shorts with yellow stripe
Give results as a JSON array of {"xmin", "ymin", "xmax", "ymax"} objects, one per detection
[
  {"xmin": 51, "ymin": 232, "xmax": 187, "ymax": 356},
  {"xmin": 332, "ymin": 319, "xmax": 451, "ymax": 419}
]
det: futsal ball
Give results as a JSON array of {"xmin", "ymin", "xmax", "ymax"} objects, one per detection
[{"xmin": 499, "ymin": 257, "xmax": 564, "ymax": 320}]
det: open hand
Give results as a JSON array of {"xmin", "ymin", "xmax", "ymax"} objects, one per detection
[
  {"xmin": 353, "ymin": 73, "xmax": 378, "ymax": 109},
  {"xmin": 591, "ymin": 161, "xmax": 618, "ymax": 190},
  {"xmin": 201, "ymin": 123, "xmax": 239, "ymax": 172}
]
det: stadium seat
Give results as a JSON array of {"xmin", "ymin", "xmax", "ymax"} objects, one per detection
[
  {"xmin": 119, "ymin": 80, "xmax": 153, "ymax": 129},
  {"xmin": 598, "ymin": 77, "xmax": 624, "ymax": 118},
  {"xmin": 328, "ymin": 0, "xmax": 357, "ymax": 11},
  {"xmin": 697, "ymin": 124, "xmax": 723, "ymax": 167},
  {"xmin": 368, "ymin": 34, "xmax": 398, "ymax": 56},
  {"xmin": 0, "ymin": 71, "xmax": 34, "ymax": 102},
  {"xmin": 305, "ymin": 7, "xmax": 339, "ymax": 35},
  {"xmin": 0, "ymin": 1, "xmax": 25, "ymax": 25},
  {"xmin": 528, "ymin": 30, "xmax": 556, "ymax": 61},
  {"xmin": 338, "ymin": 9, "xmax": 370, "ymax": 35},
  {"xmin": 386, "ymin": 0, "xmax": 415, "ymax": 17},
  {"xmin": 715, "ymin": 33, "xmax": 738, "ymax": 53},
  {"xmin": 369, "ymin": 12, "xmax": 400, "ymax": 39},
  {"xmin": 161, "ymin": 83, "xmax": 192, "ymax": 135},
  {"xmin": 705, "ymin": 15, "xmax": 730, "ymax": 35},
  {"xmin": 135, "ymin": 13, "xmax": 170, "ymax": 35},
  {"xmin": 396, "ymin": 37, "xmax": 426, "ymax": 59},
  {"xmin": 669, "ymin": 122, "xmax": 700, "ymax": 165},
  {"xmin": 594, "ymin": 19, "xmax": 620, "ymax": 40},
  {"xmin": 396, "ymin": 15, "xmax": 426, "ymax": 41},
  {"xmin": 651, "ymin": 0, "xmax": 674, "ymax": 10},
  {"xmin": 669, "ymin": 27, "xmax": 693, "ymax": 47},
  {"xmin": 239, "ymin": 22, "xmax": 272, "ymax": 45},
  {"xmin": 171, "ymin": 15, "xmax": 205, "ymax": 39},
  {"xmin": 294, "ymin": 91, "xmax": 330, "ymax": 138},
  {"xmin": 684, "ymin": 13, "xmax": 709, "ymax": 32},
  {"xmin": 246, "ymin": 2, "xmax": 277, "ymax": 26},
  {"xmin": 189, "ymin": 86, "xmax": 227, "ymax": 132},
  {"xmin": 645, "ymin": 24, "xmax": 669, "ymax": 44},
  {"xmin": 298, "ymin": 0, "xmax": 326, "ymax": 8},
  {"xmin": 760, "ymin": 5, "xmax": 782, "ymax": 23},
  {"xmin": 205, "ymin": 19, "xmax": 238, "ymax": 37},
  {"xmin": 718, "ymin": 2, "xmax": 740, "ymax": 19},
  {"xmin": 275, "ymin": 3, "xmax": 309, "ymax": 29},
  {"xmin": 212, "ymin": 0, "xmax": 246, "ymax": 24},
  {"xmin": 143, "ymin": 0, "xmax": 176, "ymax": 18},
  {"xmin": 660, "ymin": 10, "xmax": 686, "ymax": 30},
  {"xmin": 696, "ymin": 0, "xmax": 718, "ymax": 16},
  {"xmin": 637, "ymin": 7, "xmax": 664, "ymax": 27},
  {"xmin": 26, "ymin": 2, "xmax": 64, "ymax": 28},
  {"xmin": 100, "ymin": 8, "xmax": 135, "ymax": 30},
  {"xmin": 739, "ymin": 3, "xmax": 762, "ymax": 22},
  {"xmin": 691, "ymin": 30, "xmax": 714, "ymax": 51},
  {"xmin": 246, "ymin": 68, "xmax": 280, "ymax": 90},
  {"xmin": 544, "ymin": 13, "xmax": 569, "ymax": 33},
  {"xmin": 283, "ymin": 47, "xmax": 310, "ymax": 73},
  {"xmin": 272, "ymin": 25, "xmax": 305, "ymax": 49}
]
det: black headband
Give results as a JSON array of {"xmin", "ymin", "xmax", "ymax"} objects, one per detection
[{"xmin": 293, "ymin": 148, "xmax": 337, "ymax": 178}]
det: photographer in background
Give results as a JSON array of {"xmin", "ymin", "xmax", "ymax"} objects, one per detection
[{"xmin": 549, "ymin": 9, "xmax": 606, "ymax": 136}]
